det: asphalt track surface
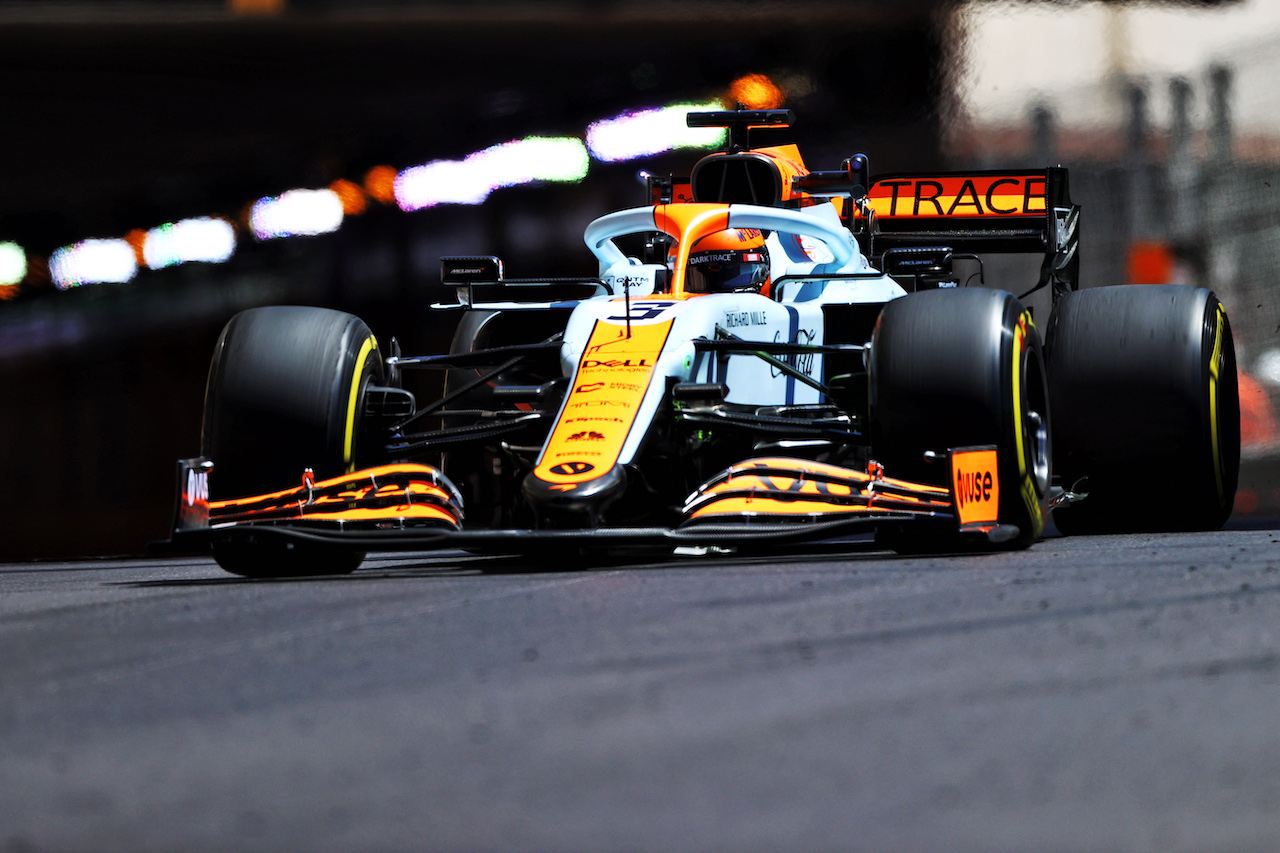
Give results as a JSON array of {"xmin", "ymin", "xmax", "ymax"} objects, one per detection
[{"xmin": 4, "ymin": 523, "xmax": 1280, "ymax": 853}]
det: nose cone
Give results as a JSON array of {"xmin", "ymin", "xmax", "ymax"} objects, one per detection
[{"xmin": 522, "ymin": 463, "xmax": 628, "ymax": 528}]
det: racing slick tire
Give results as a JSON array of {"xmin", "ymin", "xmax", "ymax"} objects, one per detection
[
  {"xmin": 869, "ymin": 288, "xmax": 1051, "ymax": 552},
  {"xmin": 201, "ymin": 305, "xmax": 383, "ymax": 577},
  {"xmin": 1045, "ymin": 285, "xmax": 1239, "ymax": 534}
]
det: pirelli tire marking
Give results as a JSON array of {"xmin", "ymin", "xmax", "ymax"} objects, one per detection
[
  {"xmin": 1011, "ymin": 311, "xmax": 1043, "ymax": 534},
  {"xmin": 343, "ymin": 334, "xmax": 378, "ymax": 473},
  {"xmin": 1209, "ymin": 301, "xmax": 1226, "ymax": 503}
]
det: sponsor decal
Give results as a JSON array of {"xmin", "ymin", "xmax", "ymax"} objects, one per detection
[
  {"xmin": 951, "ymin": 449, "xmax": 1000, "ymax": 526},
  {"xmin": 956, "ymin": 470, "xmax": 993, "ymax": 505},
  {"xmin": 550, "ymin": 461, "xmax": 595, "ymax": 476},
  {"xmin": 535, "ymin": 318, "xmax": 672, "ymax": 485},
  {"xmin": 770, "ymin": 329, "xmax": 816, "ymax": 377},
  {"xmin": 569, "ymin": 399, "xmax": 631, "ymax": 409},
  {"xmin": 734, "ymin": 473, "xmax": 853, "ymax": 498},
  {"xmin": 723, "ymin": 310, "xmax": 769, "ymax": 329},
  {"xmin": 580, "ymin": 358, "xmax": 651, "ymax": 369},
  {"xmin": 869, "ymin": 175, "xmax": 1047, "ymax": 218},
  {"xmin": 606, "ymin": 274, "xmax": 653, "ymax": 293},
  {"xmin": 691, "ymin": 251, "xmax": 739, "ymax": 264}
]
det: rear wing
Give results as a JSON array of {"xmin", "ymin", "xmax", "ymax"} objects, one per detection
[{"xmin": 860, "ymin": 168, "xmax": 1080, "ymax": 300}]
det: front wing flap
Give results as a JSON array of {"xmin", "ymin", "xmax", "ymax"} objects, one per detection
[
  {"xmin": 163, "ymin": 446, "xmax": 1018, "ymax": 557},
  {"xmin": 170, "ymin": 459, "xmax": 464, "ymax": 535}
]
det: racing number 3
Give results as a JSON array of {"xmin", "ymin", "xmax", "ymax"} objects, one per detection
[{"xmin": 606, "ymin": 301, "xmax": 676, "ymax": 322}]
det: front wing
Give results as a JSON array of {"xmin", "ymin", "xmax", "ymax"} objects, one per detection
[{"xmin": 162, "ymin": 446, "xmax": 1020, "ymax": 560}]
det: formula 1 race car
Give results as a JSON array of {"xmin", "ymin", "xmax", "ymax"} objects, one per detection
[{"xmin": 166, "ymin": 109, "xmax": 1241, "ymax": 577}]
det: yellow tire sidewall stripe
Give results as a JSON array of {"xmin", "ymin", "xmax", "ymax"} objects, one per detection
[
  {"xmin": 1012, "ymin": 316, "xmax": 1026, "ymax": 479},
  {"xmin": 1012, "ymin": 311, "xmax": 1043, "ymax": 533},
  {"xmin": 1208, "ymin": 303, "xmax": 1225, "ymax": 503},
  {"xmin": 344, "ymin": 334, "xmax": 378, "ymax": 471}
]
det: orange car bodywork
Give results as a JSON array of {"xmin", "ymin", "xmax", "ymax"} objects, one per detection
[{"xmin": 202, "ymin": 463, "xmax": 463, "ymax": 530}]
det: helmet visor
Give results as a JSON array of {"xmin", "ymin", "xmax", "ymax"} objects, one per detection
[{"xmin": 686, "ymin": 250, "xmax": 768, "ymax": 293}]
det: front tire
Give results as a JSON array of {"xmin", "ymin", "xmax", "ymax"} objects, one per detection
[
  {"xmin": 869, "ymin": 288, "xmax": 1051, "ymax": 551},
  {"xmin": 1045, "ymin": 285, "xmax": 1239, "ymax": 533},
  {"xmin": 201, "ymin": 305, "xmax": 383, "ymax": 576}
]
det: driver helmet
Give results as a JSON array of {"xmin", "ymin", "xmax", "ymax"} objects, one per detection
[{"xmin": 684, "ymin": 228, "xmax": 770, "ymax": 294}]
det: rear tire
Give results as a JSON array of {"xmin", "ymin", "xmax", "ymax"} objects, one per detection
[
  {"xmin": 201, "ymin": 305, "xmax": 383, "ymax": 576},
  {"xmin": 1045, "ymin": 285, "xmax": 1239, "ymax": 533},
  {"xmin": 869, "ymin": 288, "xmax": 1051, "ymax": 551}
]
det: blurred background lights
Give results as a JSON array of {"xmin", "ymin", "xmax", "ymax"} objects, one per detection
[
  {"xmin": 396, "ymin": 159, "xmax": 487, "ymax": 209},
  {"xmin": 586, "ymin": 101, "xmax": 727, "ymax": 162},
  {"xmin": 329, "ymin": 179, "xmax": 368, "ymax": 216},
  {"xmin": 142, "ymin": 217, "xmax": 236, "ymax": 269},
  {"xmin": 472, "ymin": 136, "xmax": 590, "ymax": 186},
  {"xmin": 728, "ymin": 74, "xmax": 786, "ymax": 110},
  {"xmin": 395, "ymin": 136, "xmax": 589, "ymax": 211},
  {"xmin": 250, "ymin": 188, "xmax": 345, "ymax": 240},
  {"xmin": 0, "ymin": 242, "xmax": 26, "ymax": 286},
  {"xmin": 363, "ymin": 166, "xmax": 399, "ymax": 205},
  {"xmin": 6, "ymin": 88, "xmax": 746, "ymax": 298},
  {"xmin": 50, "ymin": 239, "xmax": 138, "ymax": 289}
]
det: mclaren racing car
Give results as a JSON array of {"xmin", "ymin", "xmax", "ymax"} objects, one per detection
[{"xmin": 166, "ymin": 109, "xmax": 1240, "ymax": 577}]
